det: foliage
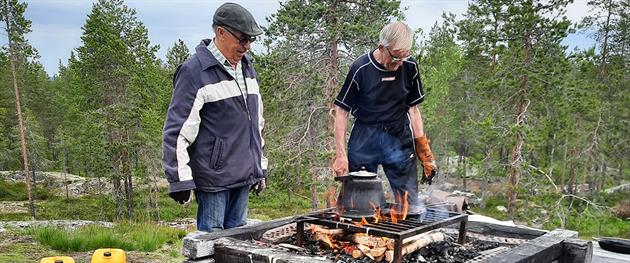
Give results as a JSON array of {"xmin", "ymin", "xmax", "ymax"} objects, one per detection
[
  {"xmin": 25, "ymin": 222, "xmax": 186, "ymax": 252},
  {"xmin": 0, "ymin": 179, "xmax": 52, "ymax": 201}
]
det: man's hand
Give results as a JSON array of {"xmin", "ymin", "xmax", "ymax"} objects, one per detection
[
  {"xmin": 414, "ymin": 136, "xmax": 438, "ymax": 184},
  {"xmin": 250, "ymin": 178, "xmax": 266, "ymax": 196},
  {"xmin": 169, "ymin": 190, "xmax": 192, "ymax": 204},
  {"xmin": 333, "ymin": 154, "xmax": 349, "ymax": 176}
]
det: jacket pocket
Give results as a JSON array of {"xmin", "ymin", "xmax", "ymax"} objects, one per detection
[{"xmin": 210, "ymin": 138, "xmax": 225, "ymax": 170}]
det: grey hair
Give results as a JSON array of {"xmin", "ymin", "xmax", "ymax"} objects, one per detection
[{"xmin": 378, "ymin": 21, "xmax": 413, "ymax": 51}]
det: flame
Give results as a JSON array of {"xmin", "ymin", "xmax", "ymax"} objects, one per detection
[
  {"xmin": 322, "ymin": 234, "xmax": 336, "ymax": 249},
  {"xmin": 369, "ymin": 201, "xmax": 381, "ymax": 223},
  {"xmin": 390, "ymin": 207, "xmax": 398, "ymax": 224},
  {"xmin": 353, "ymin": 217, "xmax": 369, "ymax": 226},
  {"xmin": 402, "ymin": 191, "xmax": 409, "ymax": 220}
]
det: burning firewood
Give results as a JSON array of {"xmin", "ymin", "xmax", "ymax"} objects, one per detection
[
  {"xmin": 311, "ymin": 225, "xmax": 345, "ymax": 236},
  {"xmin": 352, "ymin": 249, "xmax": 364, "ymax": 259},
  {"xmin": 384, "ymin": 231, "xmax": 445, "ymax": 262},
  {"xmin": 370, "ymin": 246, "xmax": 387, "ymax": 258},
  {"xmin": 350, "ymin": 234, "xmax": 384, "ymax": 248}
]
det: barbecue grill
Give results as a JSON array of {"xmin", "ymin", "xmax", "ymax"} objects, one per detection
[{"xmin": 296, "ymin": 206, "xmax": 468, "ymax": 263}]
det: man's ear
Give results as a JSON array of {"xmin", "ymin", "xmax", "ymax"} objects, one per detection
[{"xmin": 215, "ymin": 27, "xmax": 225, "ymax": 39}]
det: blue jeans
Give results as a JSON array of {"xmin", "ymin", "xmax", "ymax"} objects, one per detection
[
  {"xmin": 347, "ymin": 119, "xmax": 421, "ymax": 214},
  {"xmin": 195, "ymin": 185, "xmax": 249, "ymax": 232}
]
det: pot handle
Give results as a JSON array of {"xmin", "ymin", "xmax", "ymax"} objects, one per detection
[{"xmin": 334, "ymin": 175, "xmax": 351, "ymax": 182}]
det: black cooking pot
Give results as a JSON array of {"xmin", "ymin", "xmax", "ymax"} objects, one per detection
[{"xmin": 335, "ymin": 171, "xmax": 386, "ymax": 218}]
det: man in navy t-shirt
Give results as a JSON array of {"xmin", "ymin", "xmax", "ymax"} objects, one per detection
[{"xmin": 332, "ymin": 21, "xmax": 437, "ymax": 215}]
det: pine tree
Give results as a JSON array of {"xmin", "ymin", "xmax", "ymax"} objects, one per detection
[
  {"xmin": 0, "ymin": 0, "xmax": 36, "ymax": 219},
  {"xmin": 72, "ymin": 0, "xmax": 162, "ymax": 219},
  {"xmin": 165, "ymin": 38, "xmax": 190, "ymax": 72}
]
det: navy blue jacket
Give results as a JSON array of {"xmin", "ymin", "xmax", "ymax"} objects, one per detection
[{"xmin": 162, "ymin": 39, "xmax": 267, "ymax": 193}]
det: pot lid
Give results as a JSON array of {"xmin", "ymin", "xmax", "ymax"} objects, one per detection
[{"xmin": 349, "ymin": 170, "xmax": 377, "ymax": 178}]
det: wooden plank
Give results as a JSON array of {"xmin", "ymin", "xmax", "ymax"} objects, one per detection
[
  {"xmin": 561, "ymin": 238, "xmax": 592, "ymax": 263},
  {"xmin": 483, "ymin": 229, "xmax": 578, "ymax": 263},
  {"xmin": 213, "ymin": 237, "xmax": 334, "ymax": 263}
]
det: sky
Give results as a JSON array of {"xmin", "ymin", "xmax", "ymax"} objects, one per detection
[{"xmin": 24, "ymin": 0, "xmax": 595, "ymax": 77}]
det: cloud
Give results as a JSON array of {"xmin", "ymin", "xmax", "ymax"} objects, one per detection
[
  {"xmin": 27, "ymin": 23, "xmax": 83, "ymax": 75},
  {"xmin": 26, "ymin": 0, "xmax": 595, "ymax": 76}
]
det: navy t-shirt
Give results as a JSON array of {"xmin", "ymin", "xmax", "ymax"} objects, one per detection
[{"xmin": 334, "ymin": 50, "xmax": 424, "ymax": 124}]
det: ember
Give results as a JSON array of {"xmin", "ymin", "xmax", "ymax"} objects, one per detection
[{"xmin": 290, "ymin": 229, "xmax": 504, "ymax": 263}]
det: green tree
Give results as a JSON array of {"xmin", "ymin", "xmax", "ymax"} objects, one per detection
[
  {"xmin": 165, "ymin": 38, "xmax": 190, "ymax": 72},
  {"xmin": 458, "ymin": 0, "xmax": 572, "ymax": 217},
  {"xmin": 67, "ymin": 0, "xmax": 163, "ymax": 220},
  {"xmin": 0, "ymin": 0, "xmax": 37, "ymax": 219}
]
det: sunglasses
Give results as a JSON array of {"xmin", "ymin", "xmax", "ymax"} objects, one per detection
[
  {"xmin": 386, "ymin": 48, "xmax": 410, "ymax": 62},
  {"xmin": 222, "ymin": 26, "xmax": 256, "ymax": 45}
]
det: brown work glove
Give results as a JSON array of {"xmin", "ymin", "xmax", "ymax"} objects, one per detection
[{"xmin": 414, "ymin": 136, "xmax": 437, "ymax": 184}]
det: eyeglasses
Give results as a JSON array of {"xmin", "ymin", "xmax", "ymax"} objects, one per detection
[
  {"xmin": 222, "ymin": 26, "xmax": 256, "ymax": 45},
  {"xmin": 387, "ymin": 48, "xmax": 410, "ymax": 62}
]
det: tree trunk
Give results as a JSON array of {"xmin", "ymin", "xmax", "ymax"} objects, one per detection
[
  {"xmin": 62, "ymin": 136, "xmax": 70, "ymax": 200},
  {"xmin": 599, "ymin": 4, "xmax": 611, "ymax": 80},
  {"xmin": 507, "ymin": 33, "xmax": 532, "ymax": 219},
  {"xmin": 568, "ymin": 146, "xmax": 577, "ymax": 195},
  {"xmin": 561, "ymin": 137, "xmax": 568, "ymax": 192},
  {"xmin": 122, "ymin": 128, "xmax": 133, "ymax": 219},
  {"xmin": 5, "ymin": 4, "xmax": 34, "ymax": 219},
  {"xmin": 480, "ymin": 146, "xmax": 491, "ymax": 209}
]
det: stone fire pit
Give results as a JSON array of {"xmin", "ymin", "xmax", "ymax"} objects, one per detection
[{"xmin": 181, "ymin": 209, "xmax": 593, "ymax": 263}]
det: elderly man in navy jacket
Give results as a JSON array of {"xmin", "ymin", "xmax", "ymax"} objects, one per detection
[{"xmin": 162, "ymin": 3, "xmax": 267, "ymax": 232}]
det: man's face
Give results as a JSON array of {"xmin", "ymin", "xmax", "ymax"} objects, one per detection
[
  {"xmin": 381, "ymin": 46, "xmax": 410, "ymax": 71},
  {"xmin": 217, "ymin": 26, "xmax": 255, "ymax": 64}
]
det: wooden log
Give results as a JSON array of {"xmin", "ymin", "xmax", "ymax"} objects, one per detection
[
  {"xmin": 370, "ymin": 247, "xmax": 387, "ymax": 258},
  {"xmin": 352, "ymin": 249, "xmax": 364, "ymax": 259},
  {"xmin": 385, "ymin": 232, "xmax": 445, "ymax": 262},
  {"xmin": 357, "ymin": 244, "xmax": 370, "ymax": 254},
  {"xmin": 352, "ymin": 234, "xmax": 381, "ymax": 248},
  {"xmin": 311, "ymin": 225, "xmax": 345, "ymax": 235},
  {"xmin": 377, "ymin": 237, "xmax": 388, "ymax": 248}
]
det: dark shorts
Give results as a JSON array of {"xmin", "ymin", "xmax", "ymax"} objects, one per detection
[{"xmin": 347, "ymin": 119, "xmax": 421, "ymax": 214}]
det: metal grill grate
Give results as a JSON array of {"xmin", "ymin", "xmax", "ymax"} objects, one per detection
[{"xmin": 296, "ymin": 207, "xmax": 468, "ymax": 263}]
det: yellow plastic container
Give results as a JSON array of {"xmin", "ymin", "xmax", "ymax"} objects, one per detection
[
  {"xmin": 90, "ymin": 248, "xmax": 126, "ymax": 263},
  {"xmin": 40, "ymin": 256, "xmax": 75, "ymax": 263}
]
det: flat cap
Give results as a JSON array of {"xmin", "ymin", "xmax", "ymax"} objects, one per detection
[{"xmin": 213, "ymin": 2, "xmax": 263, "ymax": 36}]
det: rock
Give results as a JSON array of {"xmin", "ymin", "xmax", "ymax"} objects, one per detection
[
  {"xmin": 441, "ymin": 182, "xmax": 458, "ymax": 192},
  {"xmin": 605, "ymin": 183, "xmax": 630, "ymax": 195},
  {"xmin": 0, "ymin": 220, "xmax": 113, "ymax": 230},
  {"xmin": 0, "ymin": 170, "xmax": 168, "ymax": 197},
  {"xmin": 0, "ymin": 201, "xmax": 28, "ymax": 214},
  {"xmin": 451, "ymin": 190, "xmax": 482, "ymax": 205},
  {"xmin": 496, "ymin": 206, "xmax": 508, "ymax": 213}
]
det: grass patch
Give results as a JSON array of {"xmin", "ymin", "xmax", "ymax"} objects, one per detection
[
  {"xmin": 249, "ymin": 193, "xmax": 311, "ymax": 220},
  {"xmin": 0, "ymin": 179, "xmax": 53, "ymax": 201},
  {"xmin": 25, "ymin": 222, "xmax": 186, "ymax": 252}
]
